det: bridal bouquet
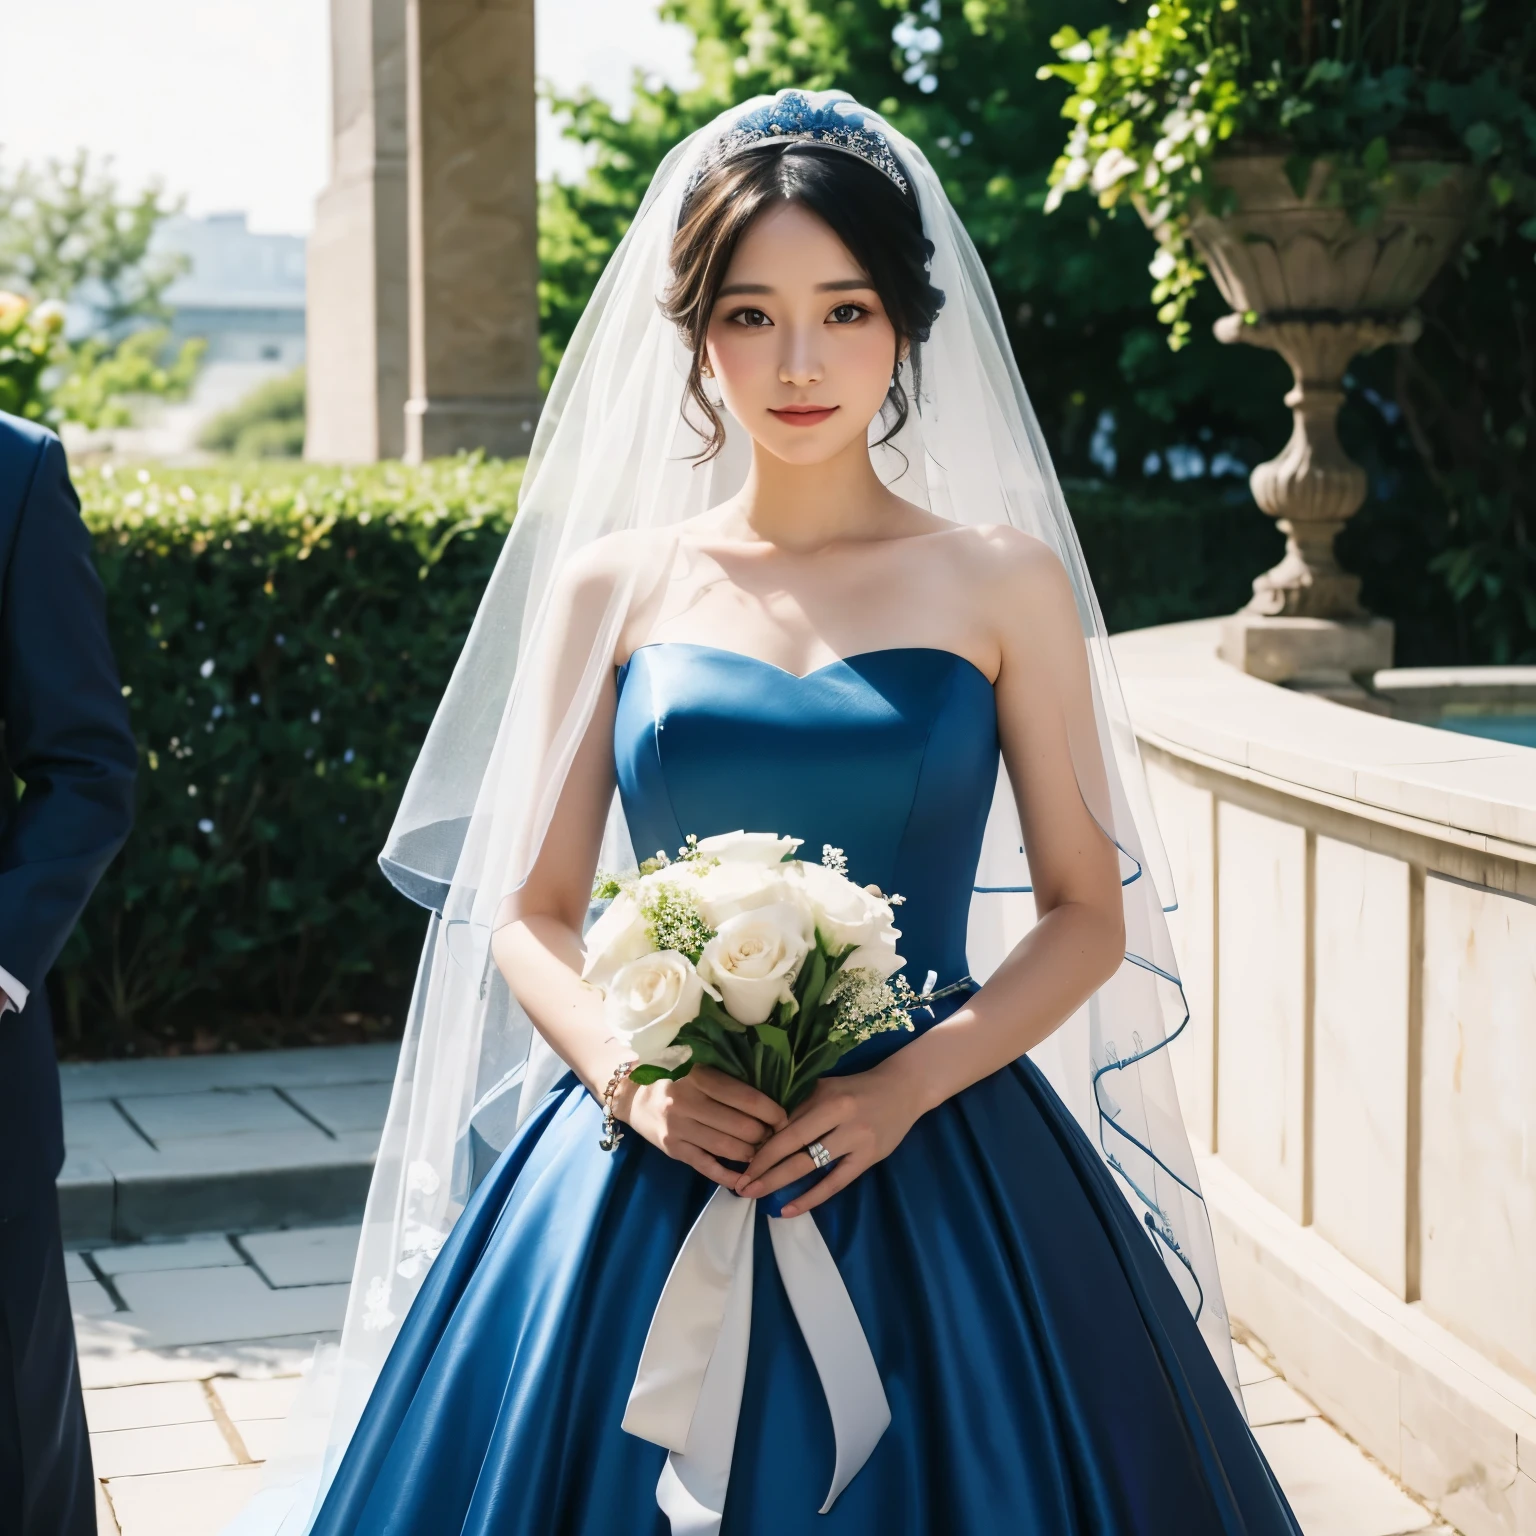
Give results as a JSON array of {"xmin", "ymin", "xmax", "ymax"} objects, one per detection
[{"xmin": 586, "ymin": 832, "xmax": 918, "ymax": 1110}]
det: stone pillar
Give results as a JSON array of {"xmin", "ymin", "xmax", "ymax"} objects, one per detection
[
  {"xmin": 403, "ymin": 0, "xmax": 540, "ymax": 462},
  {"xmin": 306, "ymin": 0, "xmax": 410, "ymax": 463}
]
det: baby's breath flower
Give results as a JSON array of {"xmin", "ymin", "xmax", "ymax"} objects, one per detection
[
  {"xmin": 640, "ymin": 882, "xmax": 715, "ymax": 960},
  {"xmin": 827, "ymin": 966, "xmax": 917, "ymax": 1045},
  {"xmin": 821, "ymin": 844, "xmax": 848, "ymax": 876}
]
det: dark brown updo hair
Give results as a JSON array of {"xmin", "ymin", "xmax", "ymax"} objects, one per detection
[{"xmin": 662, "ymin": 140, "xmax": 945, "ymax": 461}]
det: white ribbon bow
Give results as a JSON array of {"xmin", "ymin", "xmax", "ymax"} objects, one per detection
[{"xmin": 622, "ymin": 1185, "xmax": 891, "ymax": 1534}]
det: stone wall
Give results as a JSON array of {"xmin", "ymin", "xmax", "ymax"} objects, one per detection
[{"xmin": 1116, "ymin": 618, "xmax": 1536, "ymax": 1536}]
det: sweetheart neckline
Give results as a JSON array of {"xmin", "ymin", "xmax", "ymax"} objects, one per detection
[{"xmin": 617, "ymin": 641, "xmax": 995, "ymax": 689}]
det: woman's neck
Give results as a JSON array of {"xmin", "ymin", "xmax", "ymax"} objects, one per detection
[{"xmin": 725, "ymin": 434, "xmax": 916, "ymax": 553}]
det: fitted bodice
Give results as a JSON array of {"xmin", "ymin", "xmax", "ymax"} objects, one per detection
[{"xmin": 614, "ymin": 644, "xmax": 1000, "ymax": 999}]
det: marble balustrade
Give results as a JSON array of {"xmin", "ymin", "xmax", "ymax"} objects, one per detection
[{"xmin": 1112, "ymin": 618, "xmax": 1536, "ymax": 1536}]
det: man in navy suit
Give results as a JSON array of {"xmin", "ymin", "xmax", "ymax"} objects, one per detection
[{"xmin": 0, "ymin": 411, "xmax": 137, "ymax": 1534}]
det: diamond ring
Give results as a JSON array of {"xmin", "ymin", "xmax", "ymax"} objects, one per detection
[{"xmin": 805, "ymin": 1140, "xmax": 832, "ymax": 1169}]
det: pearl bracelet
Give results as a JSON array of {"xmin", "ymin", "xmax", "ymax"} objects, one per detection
[{"xmin": 598, "ymin": 1059, "xmax": 637, "ymax": 1152}]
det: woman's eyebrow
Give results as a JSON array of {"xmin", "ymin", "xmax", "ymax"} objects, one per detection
[{"xmin": 716, "ymin": 277, "xmax": 875, "ymax": 297}]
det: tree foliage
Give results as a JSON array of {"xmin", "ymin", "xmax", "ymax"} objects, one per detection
[
  {"xmin": 0, "ymin": 151, "xmax": 187, "ymax": 331},
  {"xmin": 0, "ymin": 151, "xmax": 203, "ymax": 425}
]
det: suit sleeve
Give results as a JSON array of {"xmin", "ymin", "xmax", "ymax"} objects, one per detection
[{"xmin": 0, "ymin": 433, "xmax": 137, "ymax": 1002}]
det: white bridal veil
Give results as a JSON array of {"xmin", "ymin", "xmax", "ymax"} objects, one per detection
[{"xmin": 234, "ymin": 88, "xmax": 1235, "ymax": 1534}]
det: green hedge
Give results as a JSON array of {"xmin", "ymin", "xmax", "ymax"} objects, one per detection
[
  {"xmin": 62, "ymin": 459, "xmax": 1278, "ymax": 1055},
  {"xmin": 1065, "ymin": 478, "xmax": 1284, "ymax": 634},
  {"xmin": 62, "ymin": 458, "xmax": 521, "ymax": 1055}
]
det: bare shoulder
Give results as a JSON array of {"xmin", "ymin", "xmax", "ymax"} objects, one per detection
[
  {"xmin": 548, "ymin": 524, "xmax": 677, "ymax": 603},
  {"xmin": 920, "ymin": 524, "xmax": 1081, "ymax": 689},
  {"xmin": 558, "ymin": 524, "xmax": 661, "ymax": 578},
  {"xmin": 928, "ymin": 522, "xmax": 1074, "ymax": 605}
]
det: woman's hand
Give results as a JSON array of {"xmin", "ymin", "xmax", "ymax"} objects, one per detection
[
  {"xmin": 618, "ymin": 1065, "xmax": 788, "ymax": 1188},
  {"xmin": 734, "ymin": 1065, "xmax": 924, "ymax": 1217}
]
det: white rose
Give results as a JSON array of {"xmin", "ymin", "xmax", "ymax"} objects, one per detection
[
  {"xmin": 693, "ymin": 830, "xmax": 802, "ymax": 865},
  {"xmin": 697, "ymin": 902, "xmax": 812, "ymax": 1026},
  {"xmin": 689, "ymin": 857, "xmax": 790, "ymax": 929},
  {"xmin": 791, "ymin": 861, "xmax": 900, "ymax": 952},
  {"xmin": 605, "ymin": 950, "xmax": 705, "ymax": 1067},
  {"xmin": 581, "ymin": 892, "xmax": 652, "ymax": 989},
  {"xmin": 840, "ymin": 934, "xmax": 905, "ymax": 980}
]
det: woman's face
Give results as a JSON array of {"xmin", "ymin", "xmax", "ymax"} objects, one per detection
[{"xmin": 704, "ymin": 200, "xmax": 900, "ymax": 467}]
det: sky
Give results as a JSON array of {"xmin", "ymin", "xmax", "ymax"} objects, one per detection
[{"xmin": 0, "ymin": 0, "xmax": 697, "ymax": 235}]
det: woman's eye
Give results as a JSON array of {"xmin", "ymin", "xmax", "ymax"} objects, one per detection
[
  {"xmin": 731, "ymin": 308, "xmax": 772, "ymax": 328},
  {"xmin": 829, "ymin": 303, "xmax": 866, "ymax": 324}
]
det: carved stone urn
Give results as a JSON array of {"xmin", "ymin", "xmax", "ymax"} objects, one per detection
[{"xmin": 1177, "ymin": 153, "xmax": 1479, "ymax": 683}]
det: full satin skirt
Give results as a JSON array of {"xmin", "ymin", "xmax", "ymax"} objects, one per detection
[{"xmin": 308, "ymin": 1057, "xmax": 1300, "ymax": 1535}]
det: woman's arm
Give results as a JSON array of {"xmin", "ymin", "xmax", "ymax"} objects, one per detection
[
  {"xmin": 740, "ymin": 531, "xmax": 1125, "ymax": 1213},
  {"xmin": 492, "ymin": 540, "xmax": 786, "ymax": 1185}
]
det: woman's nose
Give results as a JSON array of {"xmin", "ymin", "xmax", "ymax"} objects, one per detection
[{"xmin": 778, "ymin": 325, "xmax": 823, "ymax": 387}]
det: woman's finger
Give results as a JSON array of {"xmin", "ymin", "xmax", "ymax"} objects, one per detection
[
  {"xmin": 739, "ymin": 1128, "xmax": 850, "ymax": 1200},
  {"xmin": 780, "ymin": 1154, "xmax": 865, "ymax": 1217},
  {"xmin": 690, "ymin": 1067, "xmax": 789, "ymax": 1131},
  {"xmin": 677, "ymin": 1143, "xmax": 741, "ymax": 1189},
  {"xmin": 678, "ymin": 1118, "xmax": 761, "ymax": 1164},
  {"xmin": 740, "ymin": 1100, "xmax": 845, "ymax": 1185},
  {"xmin": 683, "ymin": 1093, "xmax": 778, "ymax": 1147}
]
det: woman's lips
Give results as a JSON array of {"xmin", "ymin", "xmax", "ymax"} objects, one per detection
[{"xmin": 768, "ymin": 404, "xmax": 839, "ymax": 427}]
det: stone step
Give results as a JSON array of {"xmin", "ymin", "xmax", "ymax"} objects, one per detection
[{"xmin": 59, "ymin": 1044, "xmax": 398, "ymax": 1245}]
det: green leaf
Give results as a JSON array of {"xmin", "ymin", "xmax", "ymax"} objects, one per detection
[
  {"xmin": 167, "ymin": 844, "xmax": 199, "ymax": 874},
  {"xmin": 676, "ymin": 1015, "xmax": 754, "ymax": 1077},
  {"xmin": 630, "ymin": 1060, "xmax": 693, "ymax": 1087},
  {"xmin": 1463, "ymin": 122, "xmax": 1502, "ymax": 163},
  {"xmin": 697, "ymin": 992, "xmax": 746, "ymax": 1031},
  {"xmin": 754, "ymin": 1022, "xmax": 792, "ymax": 1067},
  {"xmin": 796, "ymin": 944, "xmax": 827, "ymax": 1013}
]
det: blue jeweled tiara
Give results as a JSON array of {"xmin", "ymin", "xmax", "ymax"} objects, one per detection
[{"xmin": 684, "ymin": 90, "xmax": 911, "ymax": 201}]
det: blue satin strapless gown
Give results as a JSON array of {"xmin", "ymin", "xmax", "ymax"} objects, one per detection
[{"xmin": 310, "ymin": 644, "xmax": 1301, "ymax": 1535}]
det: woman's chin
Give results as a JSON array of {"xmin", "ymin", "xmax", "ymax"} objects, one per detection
[{"xmin": 757, "ymin": 423, "xmax": 872, "ymax": 468}]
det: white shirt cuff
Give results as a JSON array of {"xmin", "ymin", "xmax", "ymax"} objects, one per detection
[{"xmin": 0, "ymin": 964, "xmax": 29, "ymax": 1014}]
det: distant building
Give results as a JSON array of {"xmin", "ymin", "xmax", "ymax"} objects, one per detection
[{"xmin": 155, "ymin": 212, "xmax": 306, "ymax": 368}]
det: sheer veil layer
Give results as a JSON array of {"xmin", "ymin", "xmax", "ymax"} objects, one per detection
[{"xmin": 229, "ymin": 88, "xmax": 1235, "ymax": 1535}]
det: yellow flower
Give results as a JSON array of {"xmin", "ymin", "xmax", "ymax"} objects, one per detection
[{"xmin": 0, "ymin": 291, "xmax": 29, "ymax": 328}]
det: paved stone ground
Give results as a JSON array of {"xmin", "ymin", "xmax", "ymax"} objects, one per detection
[
  {"xmin": 59, "ymin": 1046, "xmax": 397, "ymax": 1246},
  {"xmin": 71, "ymin": 1220, "xmax": 1459, "ymax": 1536},
  {"xmin": 70, "ymin": 1223, "xmax": 354, "ymax": 1535}
]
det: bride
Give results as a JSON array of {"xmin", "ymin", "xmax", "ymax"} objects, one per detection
[{"xmin": 241, "ymin": 90, "xmax": 1301, "ymax": 1534}]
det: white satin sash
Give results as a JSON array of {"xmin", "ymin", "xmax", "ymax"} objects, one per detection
[{"xmin": 621, "ymin": 1185, "xmax": 891, "ymax": 1534}]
